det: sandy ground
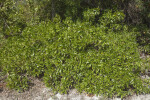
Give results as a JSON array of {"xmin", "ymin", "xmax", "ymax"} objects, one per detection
[
  {"xmin": 0, "ymin": 77, "xmax": 54, "ymax": 100},
  {"xmin": 1, "ymin": 76, "xmax": 150, "ymax": 100}
]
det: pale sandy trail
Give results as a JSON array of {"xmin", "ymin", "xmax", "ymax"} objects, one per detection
[{"xmin": 1, "ymin": 76, "xmax": 150, "ymax": 100}]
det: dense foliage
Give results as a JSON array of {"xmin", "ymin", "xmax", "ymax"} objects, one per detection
[
  {"xmin": 0, "ymin": 0, "xmax": 150, "ymax": 99},
  {"xmin": 0, "ymin": 0, "xmax": 149, "ymax": 52},
  {"xmin": 0, "ymin": 9, "xmax": 150, "ymax": 98}
]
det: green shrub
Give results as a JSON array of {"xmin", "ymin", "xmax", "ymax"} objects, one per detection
[
  {"xmin": 135, "ymin": 24, "xmax": 150, "ymax": 54},
  {"xmin": 0, "ymin": 9, "xmax": 150, "ymax": 98}
]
